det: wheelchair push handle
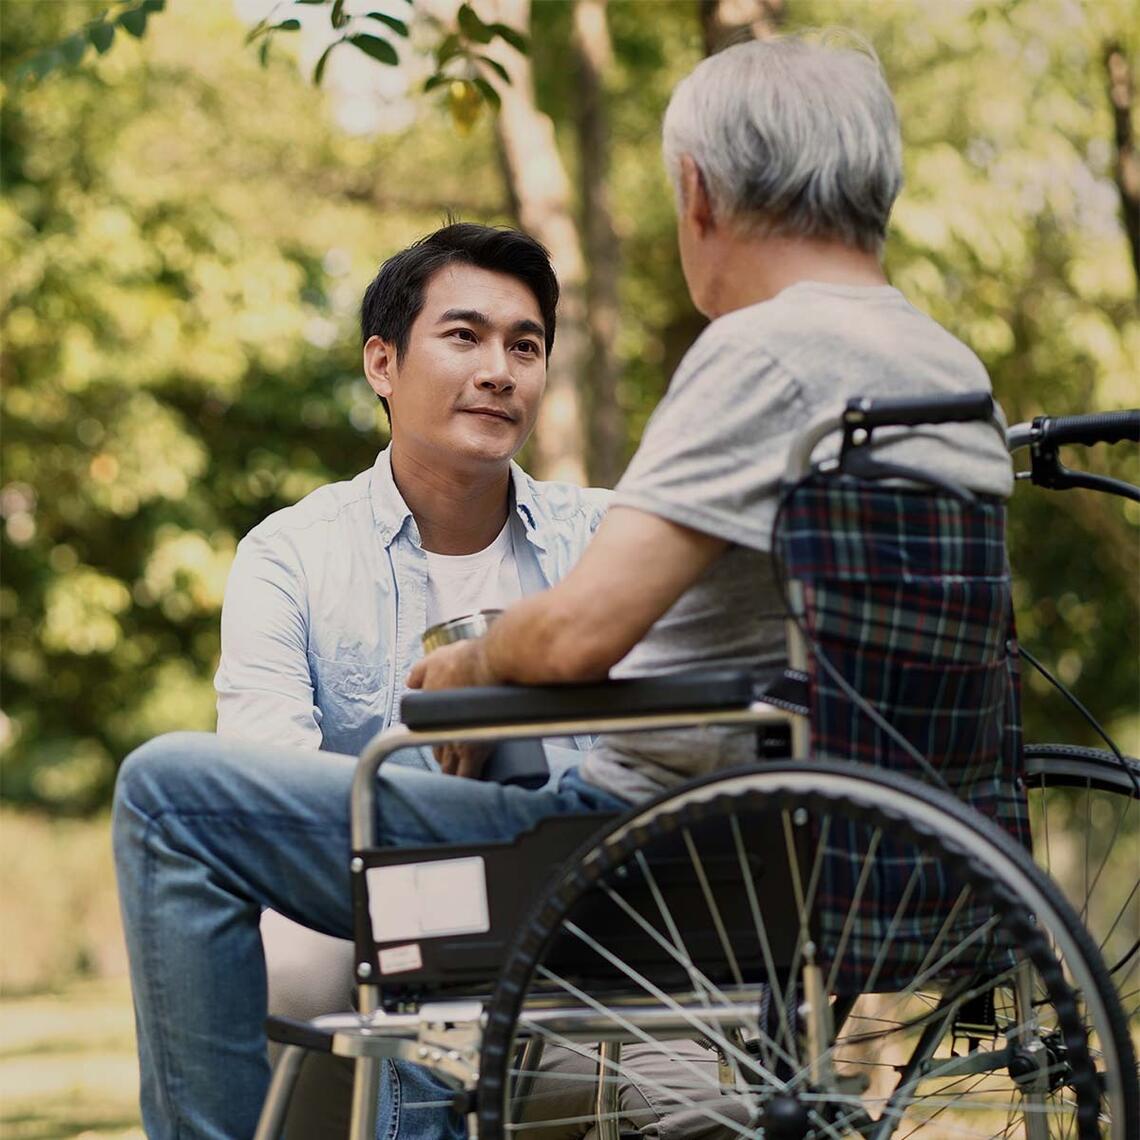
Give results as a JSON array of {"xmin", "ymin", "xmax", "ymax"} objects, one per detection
[
  {"xmin": 843, "ymin": 391, "xmax": 995, "ymax": 430},
  {"xmin": 1006, "ymin": 408, "xmax": 1140, "ymax": 502},
  {"xmin": 1006, "ymin": 409, "xmax": 1139, "ymax": 452},
  {"xmin": 786, "ymin": 391, "xmax": 999, "ymax": 483},
  {"xmin": 1033, "ymin": 409, "xmax": 1138, "ymax": 450}
]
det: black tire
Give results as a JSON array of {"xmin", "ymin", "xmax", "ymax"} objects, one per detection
[
  {"xmin": 479, "ymin": 762, "xmax": 1138, "ymax": 1140},
  {"xmin": 1025, "ymin": 744, "xmax": 1139, "ymax": 1023}
]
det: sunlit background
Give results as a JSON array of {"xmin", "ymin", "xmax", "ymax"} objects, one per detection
[{"xmin": 1, "ymin": 0, "xmax": 1137, "ymax": 1134}]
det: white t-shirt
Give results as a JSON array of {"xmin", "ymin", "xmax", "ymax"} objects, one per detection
[{"xmin": 424, "ymin": 520, "xmax": 523, "ymax": 629}]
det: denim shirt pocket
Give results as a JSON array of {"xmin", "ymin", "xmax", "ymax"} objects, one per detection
[{"xmin": 308, "ymin": 652, "xmax": 391, "ymax": 755}]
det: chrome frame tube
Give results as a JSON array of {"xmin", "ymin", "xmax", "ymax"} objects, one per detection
[
  {"xmin": 351, "ymin": 703, "xmax": 794, "ymax": 851},
  {"xmin": 595, "ymin": 1041, "xmax": 622, "ymax": 1140},
  {"xmin": 253, "ymin": 1044, "xmax": 307, "ymax": 1140},
  {"xmin": 347, "ymin": 1056, "xmax": 383, "ymax": 1140}
]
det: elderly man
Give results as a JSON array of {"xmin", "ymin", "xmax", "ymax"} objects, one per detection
[{"xmin": 113, "ymin": 32, "xmax": 1014, "ymax": 1140}]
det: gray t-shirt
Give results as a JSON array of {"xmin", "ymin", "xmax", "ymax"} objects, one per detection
[{"xmin": 582, "ymin": 281, "xmax": 1013, "ymax": 801}]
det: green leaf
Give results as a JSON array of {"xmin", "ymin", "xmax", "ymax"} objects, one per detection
[
  {"xmin": 294, "ymin": 0, "xmax": 327, "ymax": 4},
  {"xmin": 244, "ymin": 18, "xmax": 269, "ymax": 44},
  {"xmin": 331, "ymin": 0, "xmax": 348, "ymax": 30},
  {"xmin": 348, "ymin": 33, "xmax": 398, "ymax": 65},
  {"xmin": 488, "ymin": 22, "xmax": 528, "ymax": 54},
  {"xmin": 273, "ymin": 19, "xmax": 302, "ymax": 31},
  {"xmin": 13, "ymin": 59, "xmax": 38, "ymax": 86},
  {"xmin": 471, "ymin": 75, "xmax": 501, "ymax": 110},
  {"xmin": 423, "ymin": 73, "xmax": 448, "ymax": 92},
  {"xmin": 142, "ymin": 0, "xmax": 166, "ymax": 11},
  {"xmin": 259, "ymin": 37, "xmax": 271, "ymax": 67},
  {"xmin": 436, "ymin": 33, "xmax": 461, "ymax": 66},
  {"xmin": 313, "ymin": 40, "xmax": 339, "ymax": 86},
  {"xmin": 365, "ymin": 12, "xmax": 409, "ymax": 37},
  {"xmin": 457, "ymin": 4, "xmax": 493, "ymax": 45},
  {"xmin": 476, "ymin": 54, "xmax": 510, "ymax": 84},
  {"xmin": 33, "ymin": 47, "xmax": 62, "ymax": 79},
  {"xmin": 88, "ymin": 22, "xmax": 115, "ymax": 54},
  {"xmin": 117, "ymin": 6, "xmax": 149, "ymax": 37},
  {"xmin": 59, "ymin": 34, "xmax": 88, "ymax": 67}
]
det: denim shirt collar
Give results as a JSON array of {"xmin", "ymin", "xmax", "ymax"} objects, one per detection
[{"xmin": 368, "ymin": 445, "xmax": 546, "ymax": 553}]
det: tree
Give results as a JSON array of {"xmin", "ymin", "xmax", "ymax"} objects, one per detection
[
  {"xmin": 1105, "ymin": 42, "xmax": 1140, "ymax": 290},
  {"xmin": 2, "ymin": 0, "xmax": 1136, "ymax": 818},
  {"xmin": 480, "ymin": 0, "xmax": 588, "ymax": 484},
  {"xmin": 573, "ymin": 0, "xmax": 624, "ymax": 488},
  {"xmin": 0, "ymin": 0, "xmax": 515, "ymax": 810}
]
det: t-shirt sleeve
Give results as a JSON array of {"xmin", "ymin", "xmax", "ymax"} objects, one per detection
[{"xmin": 612, "ymin": 328, "xmax": 806, "ymax": 550}]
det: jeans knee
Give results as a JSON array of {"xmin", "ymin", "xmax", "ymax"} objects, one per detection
[{"xmin": 113, "ymin": 732, "xmax": 215, "ymax": 833}]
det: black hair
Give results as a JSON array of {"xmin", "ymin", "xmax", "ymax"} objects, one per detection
[{"xmin": 360, "ymin": 222, "xmax": 559, "ymax": 421}]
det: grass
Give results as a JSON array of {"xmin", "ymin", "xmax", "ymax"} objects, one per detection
[
  {"xmin": 1, "ymin": 810, "xmax": 140, "ymax": 1137},
  {"xmin": 0, "ymin": 976, "xmax": 141, "ymax": 1139},
  {"xmin": 0, "ymin": 811, "xmax": 126, "ymax": 997}
]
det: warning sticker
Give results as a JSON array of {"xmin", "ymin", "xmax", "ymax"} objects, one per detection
[{"xmin": 378, "ymin": 943, "xmax": 423, "ymax": 975}]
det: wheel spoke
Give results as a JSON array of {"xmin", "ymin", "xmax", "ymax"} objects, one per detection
[{"xmin": 479, "ymin": 766, "xmax": 1127, "ymax": 1140}]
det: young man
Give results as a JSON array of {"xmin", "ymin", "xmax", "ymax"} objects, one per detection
[
  {"xmin": 213, "ymin": 224, "xmax": 609, "ymax": 1137},
  {"xmin": 215, "ymin": 223, "xmax": 607, "ymax": 758},
  {"xmin": 113, "ymin": 33, "xmax": 1016, "ymax": 1139}
]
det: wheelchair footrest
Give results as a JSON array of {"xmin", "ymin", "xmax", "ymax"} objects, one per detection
[{"xmin": 265, "ymin": 1015, "xmax": 335, "ymax": 1054}]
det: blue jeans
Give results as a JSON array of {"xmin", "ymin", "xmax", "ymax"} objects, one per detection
[{"xmin": 112, "ymin": 731, "xmax": 628, "ymax": 1140}]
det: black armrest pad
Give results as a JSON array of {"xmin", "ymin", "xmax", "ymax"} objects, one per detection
[
  {"xmin": 265, "ymin": 1015, "xmax": 335, "ymax": 1054},
  {"xmin": 399, "ymin": 669, "xmax": 754, "ymax": 730}
]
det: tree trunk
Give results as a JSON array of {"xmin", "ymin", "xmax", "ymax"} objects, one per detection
[
  {"xmin": 481, "ymin": 0, "xmax": 589, "ymax": 485},
  {"xmin": 1105, "ymin": 43, "xmax": 1140, "ymax": 296},
  {"xmin": 572, "ymin": 0, "xmax": 624, "ymax": 488},
  {"xmin": 699, "ymin": 0, "xmax": 783, "ymax": 55}
]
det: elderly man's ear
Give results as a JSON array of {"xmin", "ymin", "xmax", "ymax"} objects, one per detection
[
  {"xmin": 363, "ymin": 335, "xmax": 395, "ymax": 402},
  {"xmin": 679, "ymin": 155, "xmax": 716, "ymax": 237}
]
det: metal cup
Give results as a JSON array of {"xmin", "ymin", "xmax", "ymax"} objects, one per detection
[{"xmin": 421, "ymin": 609, "xmax": 503, "ymax": 654}]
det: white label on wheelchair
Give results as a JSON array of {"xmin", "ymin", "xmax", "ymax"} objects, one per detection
[
  {"xmin": 367, "ymin": 856, "xmax": 491, "ymax": 945},
  {"xmin": 378, "ymin": 943, "xmax": 423, "ymax": 975}
]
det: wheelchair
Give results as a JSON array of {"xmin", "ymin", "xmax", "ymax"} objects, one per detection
[{"xmin": 256, "ymin": 396, "xmax": 1139, "ymax": 1140}]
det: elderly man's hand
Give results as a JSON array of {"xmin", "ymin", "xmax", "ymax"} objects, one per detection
[
  {"xmin": 407, "ymin": 638, "xmax": 495, "ymax": 692},
  {"xmin": 407, "ymin": 639, "xmax": 496, "ymax": 778}
]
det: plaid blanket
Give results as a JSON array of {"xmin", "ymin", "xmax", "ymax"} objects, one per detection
[{"xmin": 777, "ymin": 477, "xmax": 1030, "ymax": 987}]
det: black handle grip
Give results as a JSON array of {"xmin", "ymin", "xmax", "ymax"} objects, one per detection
[
  {"xmin": 844, "ymin": 391, "xmax": 994, "ymax": 430},
  {"xmin": 1036, "ymin": 410, "xmax": 1139, "ymax": 448}
]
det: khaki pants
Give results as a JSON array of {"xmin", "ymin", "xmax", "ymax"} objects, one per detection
[{"xmin": 513, "ymin": 1039, "xmax": 742, "ymax": 1140}]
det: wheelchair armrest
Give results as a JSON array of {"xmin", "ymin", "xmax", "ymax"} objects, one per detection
[
  {"xmin": 265, "ymin": 1014, "xmax": 335, "ymax": 1054},
  {"xmin": 399, "ymin": 668, "xmax": 754, "ymax": 730}
]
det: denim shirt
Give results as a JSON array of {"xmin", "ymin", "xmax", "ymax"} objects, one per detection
[{"xmin": 214, "ymin": 447, "xmax": 610, "ymax": 758}]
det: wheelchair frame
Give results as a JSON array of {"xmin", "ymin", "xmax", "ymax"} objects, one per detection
[{"xmin": 255, "ymin": 397, "xmax": 1139, "ymax": 1140}]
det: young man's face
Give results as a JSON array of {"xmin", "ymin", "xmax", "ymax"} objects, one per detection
[{"xmin": 364, "ymin": 263, "xmax": 547, "ymax": 471}]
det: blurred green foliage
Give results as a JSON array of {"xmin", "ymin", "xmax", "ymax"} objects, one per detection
[{"xmin": 2, "ymin": 0, "xmax": 1137, "ymax": 815}]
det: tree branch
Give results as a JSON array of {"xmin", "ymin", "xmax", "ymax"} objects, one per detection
[
  {"xmin": 699, "ymin": 0, "xmax": 782, "ymax": 55},
  {"xmin": 1105, "ymin": 42, "xmax": 1140, "ymax": 295}
]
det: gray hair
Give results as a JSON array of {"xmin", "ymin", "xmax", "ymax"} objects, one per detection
[{"xmin": 662, "ymin": 32, "xmax": 903, "ymax": 253}]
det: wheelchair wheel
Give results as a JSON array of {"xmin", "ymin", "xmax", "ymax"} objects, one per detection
[
  {"xmin": 479, "ymin": 762, "xmax": 1138, "ymax": 1140},
  {"xmin": 1025, "ymin": 744, "xmax": 1139, "ymax": 1025}
]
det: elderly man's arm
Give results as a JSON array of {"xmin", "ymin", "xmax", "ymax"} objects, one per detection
[{"xmin": 407, "ymin": 506, "xmax": 727, "ymax": 693}]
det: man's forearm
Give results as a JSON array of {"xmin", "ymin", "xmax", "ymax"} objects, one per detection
[
  {"xmin": 482, "ymin": 590, "xmax": 613, "ymax": 686},
  {"xmin": 410, "ymin": 509, "xmax": 727, "ymax": 695}
]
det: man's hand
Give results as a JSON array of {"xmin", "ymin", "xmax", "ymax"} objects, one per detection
[{"xmin": 407, "ymin": 639, "xmax": 496, "ymax": 778}]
